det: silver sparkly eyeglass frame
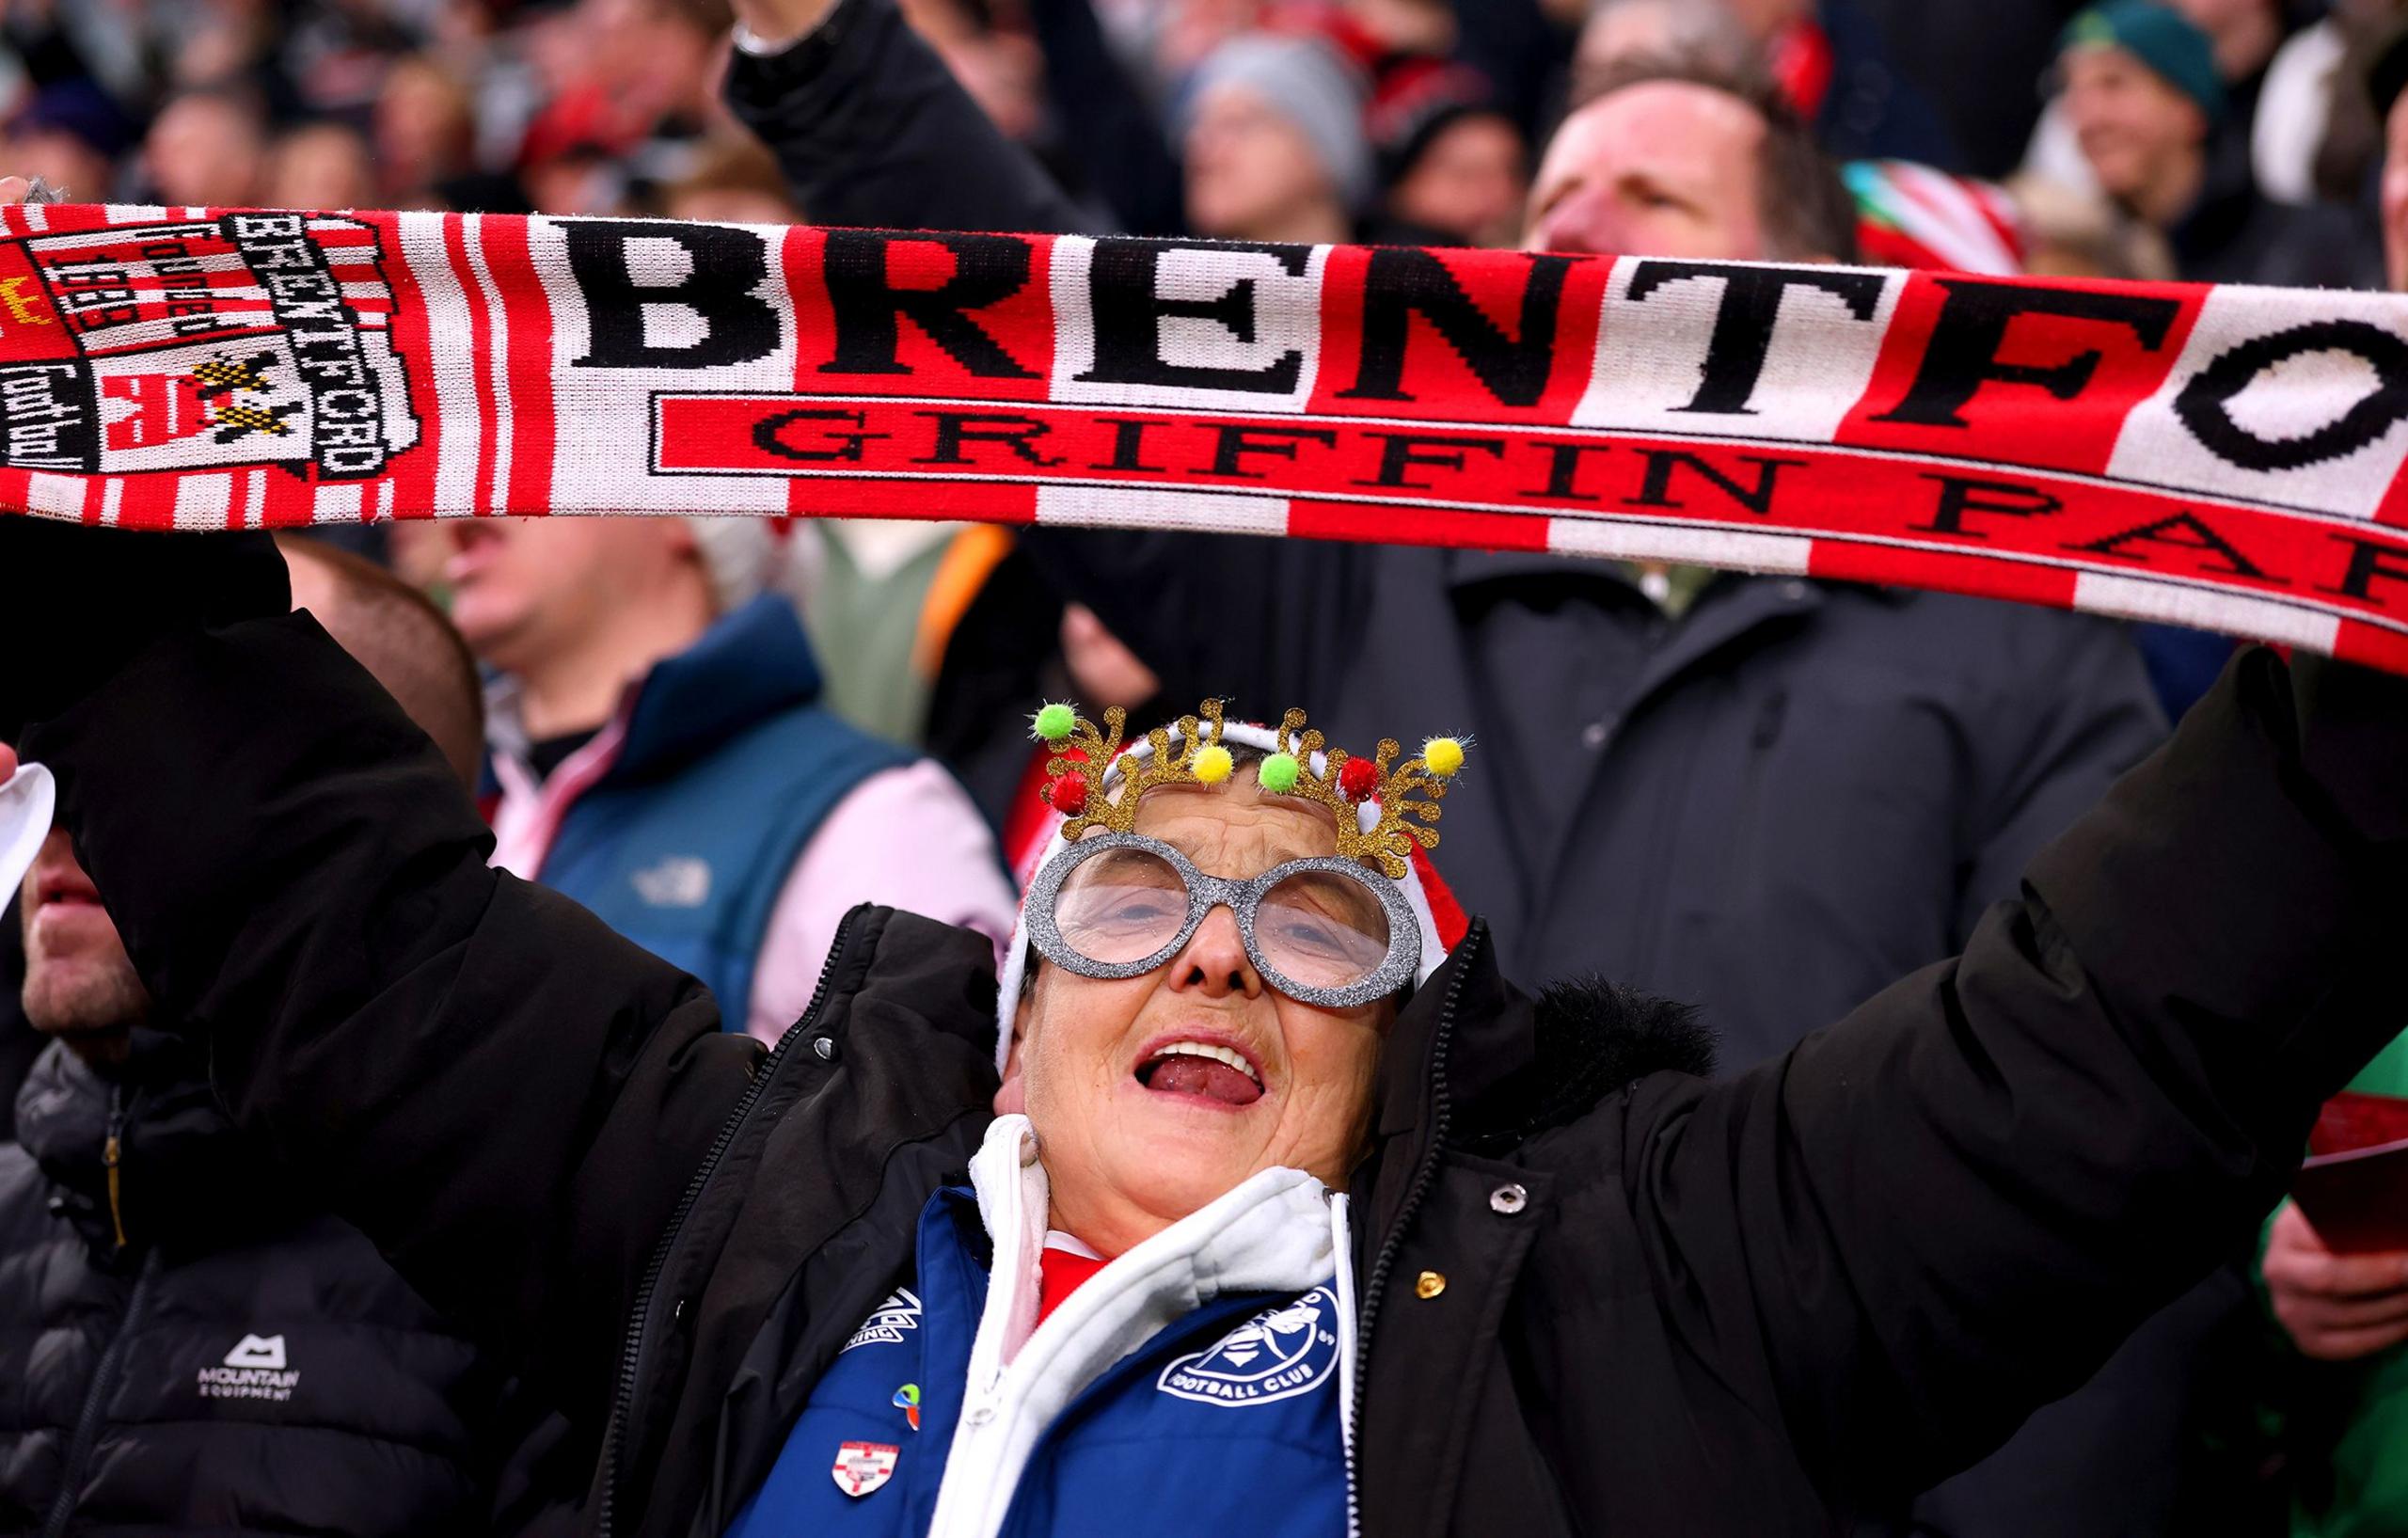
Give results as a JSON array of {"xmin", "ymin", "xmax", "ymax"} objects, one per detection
[{"xmin": 1023, "ymin": 832, "xmax": 1420, "ymax": 1008}]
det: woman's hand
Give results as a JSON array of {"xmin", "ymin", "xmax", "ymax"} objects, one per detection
[{"xmin": 2264, "ymin": 1203, "xmax": 2408, "ymax": 1361}]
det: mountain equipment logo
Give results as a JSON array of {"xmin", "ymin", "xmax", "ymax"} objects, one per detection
[
  {"xmin": 841, "ymin": 1289, "xmax": 922, "ymax": 1354},
  {"xmin": 198, "ymin": 1334, "xmax": 302, "ymax": 1402},
  {"xmin": 1157, "ymin": 1286, "xmax": 1340, "ymax": 1407}
]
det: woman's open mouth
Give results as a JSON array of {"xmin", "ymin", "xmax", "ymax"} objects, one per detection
[{"xmin": 1133, "ymin": 1039, "xmax": 1264, "ymax": 1107}]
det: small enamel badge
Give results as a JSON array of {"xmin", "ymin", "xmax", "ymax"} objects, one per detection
[
  {"xmin": 893, "ymin": 1384, "xmax": 921, "ymax": 1432},
  {"xmin": 832, "ymin": 1440, "xmax": 900, "ymax": 1498}
]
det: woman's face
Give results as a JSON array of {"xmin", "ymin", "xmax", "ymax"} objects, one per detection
[{"xmin": 1008, "ymin": 769, "xmax": 1396, "ymax": 1256}]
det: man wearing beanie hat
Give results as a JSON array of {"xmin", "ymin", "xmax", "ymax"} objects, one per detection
[
  {"xmin": 438, "ymin": 515, "xmax": 1017, "ymax": 1045},
  {"xmin": 2053, "ymin": 0, "xmax": 2371, "ymax": 288},
  {"xmin": 1366, "ymin": 59, "xmax": 1529, "ymax": 249},
  {"xmin": 1178, "ymin": 31, "xmax": 1372, "ymax": 245}
]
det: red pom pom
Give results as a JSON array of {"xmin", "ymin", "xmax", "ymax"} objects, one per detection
[
  {"xmin": 1339, "ymin": 757, "xmax": 1380, "ymax": 802},
  {"xmin": 1046, "ymin": 772, "xmax": 1088, "ymax": 815}
]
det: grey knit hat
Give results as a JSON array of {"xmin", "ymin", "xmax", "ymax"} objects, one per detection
[
  {"xmin": 1180, "ymin": 33, "xmax": 1375, "ymax": 214},
  {"xmin": 682, "ymin": 516, "xmax": 777, "ymax": 614}
]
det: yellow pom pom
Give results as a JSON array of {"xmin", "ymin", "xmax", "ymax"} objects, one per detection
[
  {"xmin": 1194, "ymin": 744, "xmax": 1235, "ymax": 785},
  {"xmin": 1420, "ymin": 737, "xmax": 1465, "ymax": 778}
]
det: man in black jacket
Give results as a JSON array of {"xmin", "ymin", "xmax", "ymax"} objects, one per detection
[
  {"xmin": 4, "ymin": 518, "xmax": 2403, "ymax": 1538},
  {"xmin": 721, "ymin": 0, "xmax": 2167, "ymax": 1073},
  {"xmin": 0, "ymin": 539, "xmax": 559, "ymax": 1537}
]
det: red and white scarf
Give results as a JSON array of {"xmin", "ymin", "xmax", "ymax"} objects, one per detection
[{"xmin": 7, "ymin": 203, "xmax": 2408, "ymax": 676}]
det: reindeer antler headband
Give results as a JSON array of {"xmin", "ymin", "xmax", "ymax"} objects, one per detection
[{"xmin": 1028, "ymin": 699, "xmax": 1466, "ymax": 880}]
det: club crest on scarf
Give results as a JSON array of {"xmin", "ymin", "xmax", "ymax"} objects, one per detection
[
  {"xmin": 0, "ymin": 212, "xmax": 418, "ymax": 484},
  {"xmin": 1028, "ymin": 699, "xmax": 1465, "ymax": 880}
]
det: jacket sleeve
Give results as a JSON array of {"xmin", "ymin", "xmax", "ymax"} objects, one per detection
[
  {"xmin": 1954, "ymin": 615, "xmax": 2166, "ymax": 943},
  {"xmin": 24, "ymin": 612, "xmax": 763, "ymax": 1440},
  {"xmin": 1023, "ymin": 0, "xmax": 1185, "ymax": 236},
  {"xmin": 1623, "ymin": 647, "xmax": 2408, "ymax": 1509},
  {"xmin": 722, "ymin": 0, "xmax": 1093, "ymax": 237}
]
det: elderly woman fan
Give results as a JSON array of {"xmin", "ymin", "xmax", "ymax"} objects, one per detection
[{"xmin": 7, "ymin": 518, "xmax": 2406, "ymax": 1537}]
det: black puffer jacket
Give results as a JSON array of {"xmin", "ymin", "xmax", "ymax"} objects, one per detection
[
  {"xmin": 0, "ymin": 1033, "xmax": 521, "ymax": 1536},
  {"xmin": 24, "ymin": 607, "xmax": 2408, "ymax": 1537}
]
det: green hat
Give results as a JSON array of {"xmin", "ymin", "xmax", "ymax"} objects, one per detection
[{"xmin": 2059, "ymin": 1, "xmax": 2228, "ymax": 128}]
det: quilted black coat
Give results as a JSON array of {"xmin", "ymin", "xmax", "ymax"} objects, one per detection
[{"xmin": 0, "ymin": 1034, "xmax": 533, "ymax": 1536}]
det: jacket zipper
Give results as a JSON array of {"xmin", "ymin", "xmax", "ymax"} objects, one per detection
[
  {"xmin": 594, "ymin": 905, "xmax": 865, "ymax": 1538},
  {"xmin": 102, "ymin": 1085, "xmax": 128, "ymax": 1252},
  {"xmin": 41, "ymin": 1244, "xmax": 160, "ymax": 1538},
  {"xmin": 1723, "ymin": 690, "xmax": 1786, "ymax": 897},
  {"xmin": 1345, "ymin": 924, "xmax": 1478, "ymax": 1514}
]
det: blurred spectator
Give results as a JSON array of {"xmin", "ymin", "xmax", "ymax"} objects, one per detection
[
  {"xmin": 2254, "ymin": 0, "xmax": 2402, "ymax": 208},
  {"xmin": 0, "ymin": 79, "xmax": 135, "ymax": 198},
  {"xmin": 1712, "ymin": 0, "xmax": 1966, "ymax": 167},
  {"xmin": 2170, "ymin": 0, "xmax": 2287, "ymax": 119},
  {"xmin": 1526, "ymin": 55, "xmax": 1862, "ymax": 262},
  {"xmin": 282, "ymin": 535, "xmax": 485, "ymax": 784},
  {"xmin": 2382, "ymin": 20, "xmax": 2408, "ymax": 290},
  {"xmin": 1370, "ymin": 59, "xmax": 1529, "ymax": 246},
  {"xmin": 517, "ymin": 0, "xmax": 722, "ymax": 194},
  {"xmin": 659, "ymin": 133, "xmax": 798, "ymax": 222},
  {"xmin": 2258, "ymin": 1031, "xmax": 2408, "ymax": 1538},
  {"xmin": 1851, "ymin": 0, "xmax": 2088, "ymax": 177},
  {"xmin": 2257, "ymin": 9, "xmax": 2353, "ymax": 205},
  {"xmin": 139, "ymin": 85, "xmax": 266, "ymax": 206},
  {"xmin": 2055, "ymin": 0, "xmax": 2375, "ymax": 288},
  {"xmin": 1578, "ymin": 0, "xmax": 1965, "ymax": 170},
  {"xmin": 440, "ymin": 515, "xmax": 1017, "ymax": 1044},
  {"xmin": 262, "ymin": 118, "xmax": 379, "ymax": 207},
  {"xmin": 1574, "ymin": 0, "xmax": 1758, "ymax": 103},
  {"xmin": 1177, "ymin": 31, "xmax": 1369, "ymax": 244},
  {"xmin": 898, "ymin": 0, "xmax": 1050, "ymax": 143},
  {"xmin": 0, "ymin": 118, "xmax": 114, "ymax": 201},
  {"xmin": 0, "ymin": 536, "xmax": 552, "ymax": 1535},
  {"xmin": 374, "ymin": 52, "xmax": 481, "ymax": 204},
  {"xmin": 2011, "ymin": 166, "xmax": 2179, "ymax": 277},
  {"xmin": 1342, "ymin": 0, "xmax": 1455, "ymax": 55}
]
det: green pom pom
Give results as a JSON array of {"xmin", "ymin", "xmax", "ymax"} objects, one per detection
[
  {"xmin": 1258, "ymin": 752, "xmax": 1302, "ymax": 794},
  {"xmin": 1033, "ymin": 703, "xmax": 1077, "ymax": 743}
]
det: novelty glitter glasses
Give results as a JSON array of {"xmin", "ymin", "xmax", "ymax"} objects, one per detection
[{"xmin": 1023, "ymin": 832, "xmax": 1420, "ymax": 1008}]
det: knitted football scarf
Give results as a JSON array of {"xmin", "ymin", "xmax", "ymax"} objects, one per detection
[{"xmin": 6, "ymin": 203, "xmax": 2408, "ymax": 675}]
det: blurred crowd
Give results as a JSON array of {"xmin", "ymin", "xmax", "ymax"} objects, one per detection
[
  {"xmin": 2, "ymin": 0, "xmax": 2401, "ymax": 277},
  {"xmin": 5, "ymin": 0, "xmax": 2408, "ymax": 1534}
]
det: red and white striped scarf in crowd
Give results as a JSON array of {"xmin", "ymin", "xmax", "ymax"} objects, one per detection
[{"xmin": 6, "ymin": 202, "xmax": 2408, "ymax": 676}]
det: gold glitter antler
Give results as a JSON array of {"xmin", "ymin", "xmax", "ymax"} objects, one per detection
[
  {"xmin": 1028, "ymin": 698, "xmax": 1464, "ymax": 876},
  {"xmin": 1259, "ymin": 708, "xmax": 1460, "ymax": 880},
  {"xmin": 1031, "ymin": 699, "xmax": 1231, "ymax": 837}
]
